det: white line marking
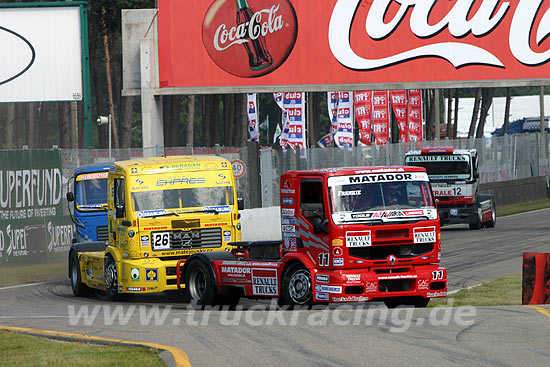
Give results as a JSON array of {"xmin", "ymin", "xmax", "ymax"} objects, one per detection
[{"xmin": 0, "ymin": 281, "xmax": 53, "ymax": 290}]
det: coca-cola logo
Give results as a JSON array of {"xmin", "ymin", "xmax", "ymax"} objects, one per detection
[
  {"xmin": 329, "ymin": 0, "xmax": 550, "ymax": 70},
  {"xmin": 202, "ymin": 0, "xmax": 298, "ymax": 78}
]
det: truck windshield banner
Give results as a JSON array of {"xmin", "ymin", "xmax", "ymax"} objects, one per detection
[
  {"xmin": 158, "ymin": 0, "xmax": 550, "ymax": 90},
  {"xmin": 0, "ymin": 150, "xmax": 73, "ymax": 263},
  {"xmin": 130, "ymin": 170, "xmax": 233, "ymax": 192}
]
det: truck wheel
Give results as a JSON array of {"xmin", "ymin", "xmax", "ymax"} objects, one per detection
[
  {"xmin": 279, "ymin": 263, "xmax": 312, "ymax": 308},
  {"xmin": 104, "ymin": 256, "xmax": 121, "ymax": 300},
  {"xmin": 485, "ymin": 201, "xmax": 496, "ymax": 228},
  {"xmin": 69, "ymin": 251, "xmax": 91, "ymax": 297},
  {"xmin": 469, "ymin": 207, "xmax": 482, "ymax": 230},
  {"xmin": 185, "ymin": 260, "xmax": 217, "ymax": 306}
]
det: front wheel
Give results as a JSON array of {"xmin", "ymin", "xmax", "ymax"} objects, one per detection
[
  {"xmin": 469, "ymin": 206, "xmax": 482, "ymax": 230},
  {"xmin": 69, "ymin": 251, "xmax": 91, "ymax": 297},
  {"xmin": 278, "ymin": 263, "xmax": 312, "ymax": 308},
  {"xmin": 104, "ymin": 256, "xmax": 121, "ymax": 300}
]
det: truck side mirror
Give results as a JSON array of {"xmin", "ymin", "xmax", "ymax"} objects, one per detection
[
  {"xmin": 115, "ymin": 204, "xmax": 125, "ymax": 218},
  {"xmin": 312, "ymin": 217, "xmax": 329, "ymax": 234},
  {"xmin": 237, "ymin": 193, "xmax": 244, "ymax": 211},
  {"xmin": 66, "ymin": 192, "xmax": 74, "ymax": 202}
]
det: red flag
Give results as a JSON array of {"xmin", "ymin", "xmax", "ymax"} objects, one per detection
[
  {"xmin": 372, "ymin": 91, "xmax": 390, "ymax": 145},
  {"xmin": 390, "ymin": 90, "xmax": 409, "ymax": 143},
  {"xmin": 354, "ymin": 91, "xmax": 372, "ymax": 146},
  {"xmin": 408, "ymin": 90, "xmax": 423, "ymax": 142}
]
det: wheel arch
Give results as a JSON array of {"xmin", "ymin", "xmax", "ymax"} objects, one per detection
[{"xmin": 182, "ymin": 251, "xmax": 237, "ymax": 288}]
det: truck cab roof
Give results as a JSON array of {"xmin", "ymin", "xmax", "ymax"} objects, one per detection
[
  {"xmin": 74, "ymin": 162, "xmax": 112, "ymax": 175},
  {"xmin": 406, "ymin": 147, "xmax": 477, "ymax": 157},
  {"xmin": 285, "ymin": 166, "xmax": 428, "ymax": 178},
  {"xmin": 110, "ymin": 155, "xmax": 232, "ymax": 176}
]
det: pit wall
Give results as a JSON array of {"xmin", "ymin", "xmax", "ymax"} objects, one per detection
[{"xmin": 240, "ymin": 176, "xmax": 550, "ymax": 241}]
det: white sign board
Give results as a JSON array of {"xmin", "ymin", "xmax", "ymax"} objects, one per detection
[{"xmin": 0, "ymin": 7, "xmax": 82, "ymax": 102}]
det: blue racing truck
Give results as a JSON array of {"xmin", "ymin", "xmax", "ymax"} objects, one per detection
[{"xmin": 66, "ymin": 163, "xmax": 111, "ymax": 243}]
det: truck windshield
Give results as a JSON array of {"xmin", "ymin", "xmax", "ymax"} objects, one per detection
[
  {"xmin": 405, "ymin": 154, "xmax": 471, "ymax": 181},
  {"xmin": 75, "ymin": 174, "xmax": 108, "ymax": 211},
  {"xmin": 131, "ymin": 186, "xmax": 234, "ymax": 212},
  {"xmin": 330, "ymin": 181, "xmax": 434, "ymax": 213}
]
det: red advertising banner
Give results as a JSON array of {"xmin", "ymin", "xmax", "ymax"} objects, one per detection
[
  {"xmin": 354, "ymin": 91, "xmax": 372, "ymax": 146},
  {"xmin": 408, "ymin": 90, "xmax": 423, "ymax": 142},
  {"xmin": 158, "ymin": 0, "xmax": 550, "ymax": 91},
  {"xmin": 522, "ymin": 253, "xmax": 550, "ymax": 305},
  {"xmin": 372, "ymin": 91, "xmax": 389, "ymax": 145},
  {"xmin": 277, "ymin": 92, "xmax": 306, "ymax": 150},
  {"xmin": 389, "ymin": 90, "xmax": 408, "ymax": 143}
]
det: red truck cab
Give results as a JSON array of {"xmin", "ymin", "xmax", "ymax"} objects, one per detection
[{"xmin": 180, "ymin": 166, "xmax": 447, "ymax": 308}]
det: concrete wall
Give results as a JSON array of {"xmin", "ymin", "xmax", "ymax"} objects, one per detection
[{"xmin": 480, "ymin": 176, "xmax": 549, "ymax": 207}]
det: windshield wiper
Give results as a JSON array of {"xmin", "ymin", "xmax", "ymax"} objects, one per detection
[
  {"xmin": 181, "ymin": 209, "xmax": 219, "ymax": 215},
  {"xmin": 150, "ymin": 212, "xmax": 179, "ymax": 218}
]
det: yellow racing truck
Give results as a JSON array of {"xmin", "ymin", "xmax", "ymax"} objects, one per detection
[{"xmin": 68, "ymin": 155, "xmax": 242, "ymax": 299}]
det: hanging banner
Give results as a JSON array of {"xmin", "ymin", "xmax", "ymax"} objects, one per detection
[
  {"xmin": 354, "ymin": 91, "xmax": 372, "ymax": 146},
  {"xmin": 390, "ymin": 90, "xmax": 409, "ymax": 143},
  {"xmin": 275, "ymin": 92, "xmax": 306, "ymax": 150},
  {"xmin": 327, "ymin": 92, "xmax": 339, "ymax": 134},
  {"xmin": 408, "ymin": 89, "xmax": 423, "ymax": 142},
  {"xmin": 247, "ymin": 93, "xmax": 259, "ymax": 142},
  {"xmin": 372, "ymin": 90, "xmax": 390, "ymax": 145},
  {"xmin": 333, "ymin": 91, "xmax": 354, "ymax": 148}
]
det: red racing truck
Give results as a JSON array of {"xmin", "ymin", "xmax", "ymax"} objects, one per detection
[
  {"xmin": 405, "ymin": 147, "xmax": 496, "ymax": 230},
  {"xmin": 178, "ymin": 166, "xmax": 447, "ymax": 308}
]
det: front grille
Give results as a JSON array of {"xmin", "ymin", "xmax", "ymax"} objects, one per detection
[
  {"xmin": 172, "ymin": 219, "xmax": 200, "ymax": 229},
  {"xmin": 349, "ymin": 243, "xmax": 433, "ymax": 260},
  {"xmin": 153, "ymin": 227, "xmax": 222, "ymax": 250},
  {"xmin": 96, "ymin": 226, "xmax": 109, "ymax": 242}
]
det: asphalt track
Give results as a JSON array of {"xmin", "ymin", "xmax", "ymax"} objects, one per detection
[{"xmin": 1, "ymin": 209, "xmax": 550, "ymax": 366}]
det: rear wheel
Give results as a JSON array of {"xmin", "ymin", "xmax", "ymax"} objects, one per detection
[
  {"xmin": 185, "ymin": 260, "xmax": 217, "ymax": 306},
  {"xmin": 69, "ymin": 251, "xmax": 91, "ymax": 297},
  {"xmin": 485, "ymin": 201, "xmax": 496, "ymax": 228},
  {"xmin": 278, "ymin": 263, "xmax": 312, "ymax": 308}
]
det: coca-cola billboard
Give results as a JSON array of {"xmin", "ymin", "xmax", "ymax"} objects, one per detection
[
  {"xmin": 158, "ymin": 0, "xmax": 550, "ymax": 90},
  {"xmin": 202, "ymin": 0, "xmax": 297, "ymax": 78}
]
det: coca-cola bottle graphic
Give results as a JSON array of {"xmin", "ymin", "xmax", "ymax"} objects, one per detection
[{"xmin": 236, "ymin": 0, "xmax": 273, "ymax": 71}]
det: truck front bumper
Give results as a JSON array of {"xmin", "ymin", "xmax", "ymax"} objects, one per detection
[
  {"xmin": 311, "ymin": 264, "xmax": 447, "ymax": 303},
  {"xmin": 117, "ymin": 257, "xmax": 184, "ymax": 294}
]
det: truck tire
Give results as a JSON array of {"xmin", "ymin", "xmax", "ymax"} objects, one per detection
[
  {"xmin": 384, "ymin": 296, "xmax": 430, "ymax": 308},
  {"xmin": 485, "ymin": 200, "xmax": 496, "ymax": 228},
  {"xmin": 69, "ymin": 251, "xmax": 91, "ymax": 297},
  {"xmin": 278, "ymin": 263, "xmax": 313, "ymax": 308},
  {"xmin": 469, "ymin": 206, "xmax": 482, "ymax": 230},
  {"xmin": 104, "ymin": 256, "xmax": 121, "ymax": 300},
  {"xmin": 185, "ymin": 260, "xmax": 218, "ymax": 307}
]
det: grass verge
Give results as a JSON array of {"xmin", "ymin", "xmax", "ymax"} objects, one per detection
[
  {"xmin": 496, "ymin": 198, "xmax": 550, "ymax": 217},
  {"xmin": 0, "ymin": 262, "xmax": 67, "ymax": 288},
  {"xmin": 429, "ymin": 273, "xmax": 522, "ymax": 307},
  {"xmin": 0, "ymin": 329, "xmax": 164, "ymax": 367}
]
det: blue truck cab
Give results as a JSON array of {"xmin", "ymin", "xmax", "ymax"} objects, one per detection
[{"xmin": 66, "ymin": 163, "xmax": 111, "ymax": 243}]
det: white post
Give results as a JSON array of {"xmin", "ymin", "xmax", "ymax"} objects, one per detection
[{"xmin": 108, "ymin": 114, "xmax": 112, "ymax": 160}]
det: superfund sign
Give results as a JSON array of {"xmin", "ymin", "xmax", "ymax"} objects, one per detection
[{"xmin": 158, "ymin": 0, "xmax": 550, "ymax": 91}]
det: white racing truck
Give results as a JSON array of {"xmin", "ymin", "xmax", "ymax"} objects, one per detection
[{"xmin": 405, "ymin": 147, "xmax": 496, "ymax": 230}]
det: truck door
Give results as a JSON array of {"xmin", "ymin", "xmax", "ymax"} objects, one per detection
[
  {"xmin": 299, "ymin": 178, "xmax": 332, "ymax": 267},
  {"xmin": 112, "ymin": 177, "xmax": 128, "ymax": 248}
]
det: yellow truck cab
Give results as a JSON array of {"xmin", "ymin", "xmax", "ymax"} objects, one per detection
[{"xmin": 69, "ymin": 155, "xmax": 242, "ymax": 299}]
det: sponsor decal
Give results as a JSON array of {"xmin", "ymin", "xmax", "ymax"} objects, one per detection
[
  {"xmin": 221, "ymin": 266, "xmax": 251, "ymax": 275},
  {"xmin": 418, "ymin": 279, "xmax": 430, "ymax": 290},
  {"xmin": 365, "ymin": 281, "xmax": 378, "ymax": 293},
  {"xmin": 315, "ymin": 292, "xmax": 329, "ymax": 301},
  {"xmin": 130, "ymin": 268, "xmax": 140, "ymax": 281},
  {"xmin": 202, "ymin": 0, "xmax": 298, "ymax": 78},
  {"xmin": 141, "ymin": 235, "xmax": 149, "ymax": 247},
  {"xmin": 126, "ymin": 287, "xmax": 145, "ymax": 292},
  {"xmin": 346, "ymin": 231, "xmax": 371, "ymax": 247},
  {"xmin": 316, "ymin": 274, "xmax": 329, "ymax": 283},
  {"xmin": 281, "ymin": 217, "xmax": 295, "ymax": 225},
  {"xmin": 281, "ymin": 225, "xmax": 295, "ymax": 233},
  {"xmin": 350, "ymin": 212, "xmax": 373, "ymax": 219},
  {"xmin": 378, "ymin": 274, "xmax": 418, "ymax": 280},
  {"xmin": 223, "ymin": 230, "xmax": 232, "ymax": 242},
  {"xmin": 414, "ymin": 226, "xmax": 436, "ymax": 244},
  {"xmin": 427, "ymin": 291, "xmax": 447, "ymax": 298},
  {"xmin": 332, "ymin": 296, "xmax": 369, "ymax": 302},
  {"xmin": 85, "ymin": 270, "xmax": 93, "ymax": 280},
  {"xmin": 156, "ymin": 176, "xmax": 206, "ymax": 186},
  {"xmin": 406, "ymin": 155, "xmax": 467, "ymax": 163},
  {"xmin": 344, "ymin": 274, "xmax": 361, "ymax": 283},
  {"xmin": 137, "ymin": 210, "xmax": 167, "ymax": 218},
  {"xmin": 282, "ymin": 197, "xmax": 294, "ymax": 205},
  {"xmin": 145, "ymin": 269, "xmax": 158, "ymax": 282},
  {"xmin": 252, "ymin": 268, "xmax": 278, "ymax": 296},
  {"xmin": 333, "ymin": 247, "xmax": 343, "ymax": 256},
  {"xmin": 283, "ymin": 237, "xmax": 297, "ymax": 251},
  {"xmin": 338, "ymin": 190, "xmax": 361, "ymax": 196},
  {"xmin": 333, "ymin": 258, "xmax": 344, "ymax": 266},
  {"xmin": 281, "ymin": 189, "xmax": 295, "ymax": 194},
  {"xmin": 281, "ymin": 208, "xmax": 295, "ymax": 216},
  {"xmin": 347, "ymin": 173, "xmax": 416, "ymax": 183},
  {"xmin": 203, "ymin": 205, "xmax": 232, "ymax": 213},
  {"xmin": 315, "ymin": 284, "xmax": 342, "ymax": 294},
  {"xmin": 143, "ymin": 226, "xmax": 168, "ymax": 231}
]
